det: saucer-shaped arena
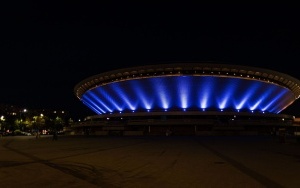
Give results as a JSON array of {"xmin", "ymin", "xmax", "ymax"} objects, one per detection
[{"xmin": 73, "ymin": 63, "xmax": 300, "ymax": 136}]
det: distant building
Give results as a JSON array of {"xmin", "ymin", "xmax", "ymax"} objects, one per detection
[{"xmin": 72, "ymin": 63, "xmax": 300, "ymax": 136}]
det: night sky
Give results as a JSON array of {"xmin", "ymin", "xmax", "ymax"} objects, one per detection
[{"xmin": 1, "ymin": 3, "xmax": 300, "ymax": 118}]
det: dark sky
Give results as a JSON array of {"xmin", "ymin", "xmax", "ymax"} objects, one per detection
[{"xmin": 1, "ymin": 3, "xmax": 300, "ymax": 118}]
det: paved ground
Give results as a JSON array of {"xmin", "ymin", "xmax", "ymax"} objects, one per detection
[{"xmin": 1, "ymin": 135, "xmax": 300, "ymax": 188}]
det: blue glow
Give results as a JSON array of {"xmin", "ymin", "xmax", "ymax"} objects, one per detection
[
  {"xmin": 236, "ymin": 97, "xmax": 248, "ymax": 110},
  {"xmin": 235, "ymin": 80, "xmax": 257, "ymax": 110},
  {"xmin": 218, "ymin": 99, "xmax": 227, "ymax": 110},
  {"xmin": 250, "ymin": 99, "xmax": 262, "ymax": 111},
  {"xmin": 152, "ymin": 78, "xmax": 170, "ymax": 109},
  {"xmin": 82, "ymin": 100, "xmax": 103, "ymax": 114},
  {"xmin": 81, "ymin": 76, "xmax": 295, "ymax": 114},
  {"xmin": 198, "ymin": 76, "xmax": 213, "ymax": 109},
  {"xmin": 129, "ymin": 79, "xmax": 153, "ymax": 110},
  {"xmin": 94, "ymin": 87, "xmax": 122, "ymax": 111},
  {"xmin": 261, "ymin": 88, "xmax": 289, "ymax": 112},
  {"xmin": 218, "ymin": 78, "xmax": 240, "ymax": 109},
  {"xmin": 177, "ymin": 77, "xmax": 190, "ymax": 109},
  {"xmin": 199, "ymin": 94, "xmax": 208, "ymax": 109},
  {"xmin": 111, "ymin": 83, "xmax": 136, "ymax": 111},
  {"xmin": 267, "ymin": 90, "xmax": 292, "ymax": 113},
  {"xmin": 82, "ymin": 92, "xmax": 111, "ymax": 113}
]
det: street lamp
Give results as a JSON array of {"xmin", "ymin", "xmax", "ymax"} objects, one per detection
[
  {"xmin": 19, "ymin": 109, "xmax": 27, "ymax": 131},
  {"xmin": 36, "ymin": 113, "xmax": 44, "ymax": 138},
  {"xmin": 0, "ymin": 115, "xmax": 5, "ymax": 131}
]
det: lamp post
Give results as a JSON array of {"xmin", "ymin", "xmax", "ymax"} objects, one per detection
[
  {"xmin": 19, "ymin": 109, "xmax": 27, "ymax": 131},
  {"xmin": 36, "ymin": 113, "xmax": 43, "ymax": 138},
  {"xmin": 0, "ymin": 115, "xmax": 5, "ymax": 131}
]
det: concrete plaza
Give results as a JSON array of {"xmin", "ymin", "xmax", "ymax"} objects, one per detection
[{"xmin": 1, "ymin": 135, "xmax": 300, "ymax": 188}]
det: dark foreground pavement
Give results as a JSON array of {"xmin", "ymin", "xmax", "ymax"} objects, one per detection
[{"xmin": 1, "ymin": 135, "xmax": 300, "ymax": 188}]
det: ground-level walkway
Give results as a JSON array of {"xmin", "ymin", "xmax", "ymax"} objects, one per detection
[{"xmin": 1, "ymin": 135, "xmax": 300, "ymax": 187}]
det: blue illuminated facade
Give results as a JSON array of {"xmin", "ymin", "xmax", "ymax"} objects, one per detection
[
  {"xmin": 81, "ymin": 76, "xmax": 294, "ymax": 115},
  {"xmin": 72, "ymin": 63, "xmax": 300, "ymax": 135},
  {"xmin": 75, "ymin": 63, "xmax": 300, "ymax": 116}
]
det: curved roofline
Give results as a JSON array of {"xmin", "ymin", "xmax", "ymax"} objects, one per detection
[{"xmin": 74, "ymin": 62, "xmax": 300, "ymax": 100}]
